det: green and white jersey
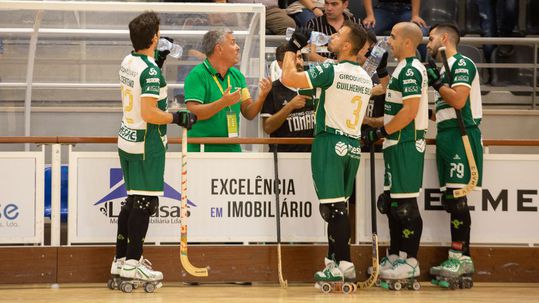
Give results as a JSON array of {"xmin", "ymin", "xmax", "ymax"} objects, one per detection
[
  {"xmin": 305, "ymin": 60, "xmax": 372, "ymax": 138},
  {"xmin": 435, "ymin": 53, "xmax": 482, "ymax": 131},
  {"xmin": 383, "ymin": 57, "xmax": 429, "ymax": 149},
  {"xmin": 118, "ymin": 52, "xmax": 168, "ymax": 160}
]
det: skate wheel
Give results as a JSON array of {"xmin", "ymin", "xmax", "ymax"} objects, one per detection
[
  {"xmin": 144, "ymin": 283, "xmax": 155, "ymax": 293},
  {"xmin": 392, "ymin": 281, "xmax": 402, "ymax": 291},
  {"xmin": 438, "ymin": 280, "xmax": 450, "ymax": 288},
  {"xmin": 120, "ymin": 282, "xmax": 133, "ymax": 293},
  {"xmin": 320, "ymin": 283, "xmax": 332, "ymax": 294},
  {"xmin": 412, "ymin": 281, "xmax": 421, "ymax": 291},
  {"xmin": 449, "ymin": 280, "xmax": 459, "ymax": 290},
  {"xmin": 342, "ymin": 283, "xmax": 353, "ymax": 294},
  {"xmin": 107, "ymin": 279, "xmax": 115, "ymax": 290}
]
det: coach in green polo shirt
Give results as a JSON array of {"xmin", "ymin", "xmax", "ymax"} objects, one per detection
[{"xmin": 185, "ymin": 29, "xmax": 272, "ymax": 152}]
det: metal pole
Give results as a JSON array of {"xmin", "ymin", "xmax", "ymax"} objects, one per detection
[
  {"xmin": 51, "ymin": 144, "xmax": 62, "ymax": 246},
  {"xmin": 23, "ymin": 10, "xmax": 43, "ymax": 150}
]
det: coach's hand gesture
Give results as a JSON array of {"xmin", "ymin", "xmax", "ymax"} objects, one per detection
[{"xmin": 221, "ymin": 87, "xmax": 242, "ymax": 106}]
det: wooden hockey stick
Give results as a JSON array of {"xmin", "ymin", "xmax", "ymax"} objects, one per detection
[
  {"xmin": 273, "ymin": 146, "xmax": 288, "ymax": 288},
  {"xmin": 180, "ymin": 127, "xmax": 209, "ymax": 277},
  {"xmin": 439, "ymin": 47, "xmax": 479, "ymax": 198},
  {"xmin": 358, "ymin": 144, "xmax": 379, "ymax": 289}
]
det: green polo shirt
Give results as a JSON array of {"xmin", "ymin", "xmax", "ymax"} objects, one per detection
[{"xmin": 184, "ymin": 59, "xmax": 250, "ymax": 152}]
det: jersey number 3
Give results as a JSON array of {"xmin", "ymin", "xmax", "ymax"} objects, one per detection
[{"xmin": 346, "ymin": 96, "xmax": 363, "ymax": 130}]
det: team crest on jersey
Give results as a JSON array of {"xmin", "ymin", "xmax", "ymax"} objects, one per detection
[
  {"xmin": 458, "ymin": 59, "xmax": 466, "ymax": 66},
  {"xmin": 148, "ymin": 68, "xmax": 158, "ymax": 76},
  {"xmin": 405, "ymin": 68, "xmax": 414, "ymax": 77},
  {"xmin": 335, "ymin": 142, "xmax": 348, "ymax": 157},
  {"xmin": 415, "ymin": 139, "xmax": 426, "ymax": 153}
]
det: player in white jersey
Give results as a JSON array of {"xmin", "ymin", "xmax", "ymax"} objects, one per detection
[
  {"xmin": 426, "ymin": 23, "xmax": 483, "ymax": 289},
  {"xmin": 282, "ymin": 22, "xmax": 372, "ymax": 291},
  {"xmin": 362, "ymin": 22, "xmax": 428, "ymax": 290},
  {"xmin": 110, "ymin": 11, "xmax": 197, "ymax": 293}
]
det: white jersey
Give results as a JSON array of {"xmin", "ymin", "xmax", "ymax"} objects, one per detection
[
  {"xmin": 118, "ymin": 52, "xmax": 168, "ymax": 159},
  {"xmin": 305, "ymin": 60, "xmax": 373, "ymax": 138}
]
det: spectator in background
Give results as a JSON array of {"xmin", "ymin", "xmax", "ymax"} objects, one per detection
[
  {"xmin": 226, "ymin": 0, "xmax": 296, "ymax": 35},
  {"xmin": 472, "ymin": 0, "xmax": 518, "ymax": 65},
  {"xmin": 362, "ymin": 0, "xmax": 428, "ymax": 59},
  {"xmin": 306, "ymin": 0, "xmax": 361, "ymax": 63},
  {"xmin": 261, "ymin": 43, "xmax": 315, "ymax": 152},
  {"xmin": 184, "ymin": 30, "xmax": 272, "ymax": 152},
  {"xmin": 286, "ymin": 0, "xmax": 324, "ymax": 27}
]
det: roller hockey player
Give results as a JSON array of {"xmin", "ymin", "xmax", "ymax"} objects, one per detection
[
  {"xmin": 362, "ymin": 22, "xmax": 429, "ymax": 292},
  {"xmin": 426, "ymin": 23, "xmax": 483, "ymax": 290},
  {"xmin": 281, "ymin": 23, "xmax": 372, "ymax": 293}
]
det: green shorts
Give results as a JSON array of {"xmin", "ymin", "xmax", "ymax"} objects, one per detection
[
  {"xmin": 119, "ymin": 151, "xmax": 165, "ymax": 196},
  {"xmin": 436, "ymin": 127, "xmax": 483, "ymax": 191},
  {"xmin": 383, "ymin": 140, "xmax": 426, "ymax": 198},
  {"xmin": 311, "ymin": 133, "xmax": 361, "ymax": 203}
]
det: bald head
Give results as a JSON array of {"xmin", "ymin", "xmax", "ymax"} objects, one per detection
[{"xmin": 395, "ymin": 22, "xmax": 423, "ymax": 48}]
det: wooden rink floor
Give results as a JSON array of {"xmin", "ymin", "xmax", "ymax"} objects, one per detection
[{"xmin": 1, "ymin": 283, "xmax": 539, "ymax": 303}]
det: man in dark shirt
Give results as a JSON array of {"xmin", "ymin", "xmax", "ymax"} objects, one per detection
[
  {"xmin": 261, "ymin": 43, "xmax": 315, "ymax": 152},
  {"xmin": 306, "ymin": 0, "xmax": 361, "ymax": 62}
]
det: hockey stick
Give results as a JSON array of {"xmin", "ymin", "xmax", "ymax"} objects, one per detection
[
  {"xmin": 439, "ymin": 47, "xmax": 479, "ymax": 198},
  {"xmin": 180, "ymin": 127, "xmax": 209, "ymax": 277},
  {"xmin": 273, "ymin": 145, "xmax": 288, "ymax": 288},
  {"xmin": 357, "ymin": 143, "xmax": 379, "ymax": 289}
]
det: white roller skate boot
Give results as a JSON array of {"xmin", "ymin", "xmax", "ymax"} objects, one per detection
[
  {"xmin": 314, "ymin": 258, "xmax": 356, "ymax": 294},
  {"xmin": 107, "ymin": 257, "xmax": 124, "ymax": 290},
  {"xmin": 368, "ymin": 249, "xmax": 398, "ymax": 286},
  {"xmin": 434, "ymin": 250, "xmax": 474, "ymax": 289},
  {"xmin": 380, "ymin": 251, "xmax": 421, "ymax": 291},
  {"xmin": 119, "ymin": 257, "xmax": 163, "ymax": 293}
]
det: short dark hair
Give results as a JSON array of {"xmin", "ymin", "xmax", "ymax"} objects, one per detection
[
  {"xmin": 275, "ymin": 43, "xmax": 289, "ymax": 62},
  {"xmin": 129, "ymin": 11, "xmax": 160, "ymax": 51},
  {"xmin": 429, "ymin": 23, "xmax": 461, "ymax": 45},
  {"xmin": 343, "ymin": 21, "xmax": 367, "ymax": 55},
  {"xmin": 366, "ymin": 28, "xmax": 377, "ymax": 46}
]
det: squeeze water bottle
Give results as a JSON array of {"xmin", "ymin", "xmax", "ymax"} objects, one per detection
[
  {"xmin": 157, "ymin": 38, "xmax": 183, "ymax": 58},
  {"xmin": 362, "ymin": 37, "xmax": 389, "ymax": 78},
  {"xmin": 285, "ymin": 27, "xmax": 330, "ymax": 46}
]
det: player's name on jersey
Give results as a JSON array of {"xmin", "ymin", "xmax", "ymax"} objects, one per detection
[
  {"xmin": 211, "ymin": 177, "xmax": 296, "ymax": 196},
  {"xmin": 120, "ymin": 75, "xmax": 134, "ymax": 88},
  {"xmin": 335, "ymin": 81, "xmax": 371, "ymax": 94}
]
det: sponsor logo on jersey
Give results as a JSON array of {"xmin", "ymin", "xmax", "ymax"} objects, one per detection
[
  {"xmin": 455, "ymin": 75, "xmax": 469, "ymax": 82},
  {"xmin": 415, "ymin": 139, "xmax": 426, "ymax": 153},
  {"xmin": 335, "ymin": 142, "xmax": 348, "ymax": 156},
  {"xmin": 453, "ymin": 154, "xmax": 461, "ymax": 160},
  {"xmin": 455, "ymin": 68, "xmax": 469, "ymax": 74},
  {"xmin": 146, "ymin": 77, "xmax": 160, "ymax": 84},
  {"xmin": 403, "ymin": 79, "xmax": 417, "ymax": 85},
  {"xmin": 404, "ymin": 86, "xmax": 419, "ymax": 93},
  {"xmin": 119, "ymin": 123, "xmax": 137, "ymax": 142}
]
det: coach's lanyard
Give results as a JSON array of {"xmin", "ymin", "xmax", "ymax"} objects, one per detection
[{"xmin": 212, "ymin": 75, "xmax": 238, "ymax": 138}]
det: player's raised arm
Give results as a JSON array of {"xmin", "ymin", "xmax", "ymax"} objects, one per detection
[{"xmin": 281, "ymin": 29, "xmax": 312, "ymax": 89}]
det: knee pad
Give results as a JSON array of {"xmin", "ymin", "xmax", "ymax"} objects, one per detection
[
  {"xmin": 390, "ymin": 198, "xmax": 420, "ymax": 224},
  {"xmin": 377, "ymin": 191, "xmax": 391, "ymax": 214},
  {"xmin": 442, "ymin": 192, "xmax": 468, "ymax": 214},
  {"xmin": 133, "ymin": 195, "xmax": 159, "ymax": 216},
  {"xmin": 319, "ymin": 202, "xmax": 348, "ymax": 223}
]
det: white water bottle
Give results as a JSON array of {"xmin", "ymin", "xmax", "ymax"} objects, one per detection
[
  {"xmin": 285, "ymin": 27, "xmax": 330, "ymax": 46},
  {"xmin": 157, "ymin": 38, "xmax": 183, "ymax": 58},
  {"xmin": 362, "ymin": 37, "xmax": 389, "ymax": 78}
]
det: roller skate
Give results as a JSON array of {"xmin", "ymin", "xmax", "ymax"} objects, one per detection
[
  {"xmin": 431, "ymin": 250, "xmax": 474, "ymax": 290},
  {"xmin": 107, "ymin": 257, "xmax": 124, "ymax": 290},
  {"xmin": 367, "ymin": 249, "xmax": 398, "ymax": 287},
  {"xmin": 379, "ymin": 252, "xmax": 421, "ymax": 291},
  {"xmin": 119, "ymin": 257, "xmax": 163, "ymax": 293},
  {"xmin": 314, "ymin": 258, "xmax": 357, "ymax": 294}
]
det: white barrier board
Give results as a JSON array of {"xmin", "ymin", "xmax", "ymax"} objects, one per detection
[
  {"xmin": 68, "ymin": 152, "xmax": 325, "ymax": 244},
  {"xmin": 356, "ymin": 153, "xmax": 539, "ymax": 245},
  {"xmin": 0, "ymin": 151, "xmax": 44, "ymax": 244}
]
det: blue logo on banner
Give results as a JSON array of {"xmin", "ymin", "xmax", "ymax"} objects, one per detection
[
  {"xmin": 0, "ymin": 203, "xmax": 19, "ymax": 220},
  {"xmin": 93, "ymin": 168, "xmax": 197, "ymax": 208}
]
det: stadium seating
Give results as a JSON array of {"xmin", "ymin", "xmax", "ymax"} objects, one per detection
[
  {"xmin": 527, "ymin": 0, "xmax": 539, "ymax": 35},
  {"xmin": 490, "ymin": 45, "xmax": 534, "ymax": 87}
]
